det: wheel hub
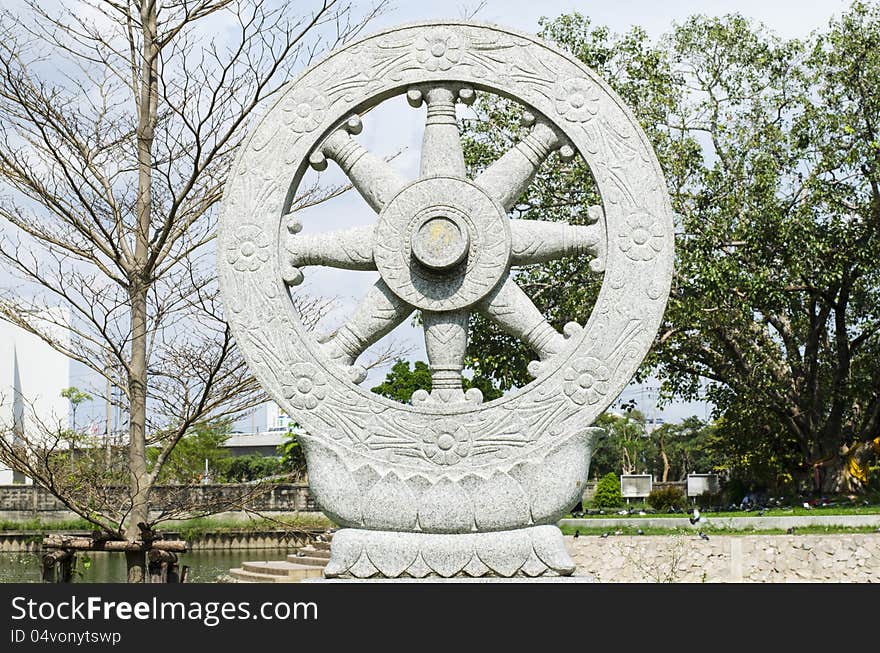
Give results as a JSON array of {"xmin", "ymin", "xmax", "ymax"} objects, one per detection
[
  {"xmin": 374, "ymin": 176, "xmax": 511, "ymax": 311},
  {"xmin": 410, "ymin": 214, "xmax": 469, "ymax": 271}
]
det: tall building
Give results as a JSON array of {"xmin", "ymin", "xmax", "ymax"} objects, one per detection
[
  {"xmin": 0, "ymin": 310, "xmax": 71, "ymax": 484},
  {"xmin": 233, "ymin": 401, "xmax": 297, "ymax": 434}
]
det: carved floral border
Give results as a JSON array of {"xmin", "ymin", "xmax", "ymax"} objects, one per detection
[{"xmin": 217, "ymin": 22, "xmax": 674, "ymax": 477}]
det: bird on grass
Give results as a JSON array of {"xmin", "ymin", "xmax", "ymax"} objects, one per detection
[
  {"xmin": 803, "ymin": 502, "xmax": 812, "ymax": 510},
  {"xmin": 689, "ymin": 508, "xmax": 703, "ymax": 526},
  {"xmin": 614, "ymin": 530, "xmax": 622, "ymax": 536},
  {"xmin": 786, "ymin": 527, "xmax": 796, "ymax": 535},
  {"xmin": 698, "ymin": 532, "xmax": 710, "ymax": 541},
  {"xmin": 637, "ymin": 529, "xmax": 644, "ymax": 535},
  {"xmin": 600, "ymin": 532, "xmax": 609, "ymax": 539},
  {"xmin": 574, "ymin": 530, "xmax": 580, "ymax": 539}
]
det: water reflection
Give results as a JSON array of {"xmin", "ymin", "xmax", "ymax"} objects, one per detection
[{"xmin": 0, "ymin": 549, "xmax": 294, "ymax": 583}]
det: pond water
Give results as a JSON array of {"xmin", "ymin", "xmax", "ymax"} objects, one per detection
[{"xmin": 0, "ymin": 548, "xmax": 293, "ymax": 583}]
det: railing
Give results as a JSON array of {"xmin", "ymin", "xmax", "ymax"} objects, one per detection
[{"xmin": 0, "ymin": 483, "xmax": 317, "ymax": 514}]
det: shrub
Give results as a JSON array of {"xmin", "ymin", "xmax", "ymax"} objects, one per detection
[
  {"xmin": 647, "ymin": 486, "xmax": 687, "ymax": 512},
  {"xmin": 219, "ymin": 455, "xmax": 282, "ymax": 482},
  {"xmin": 592, "ymin": 473, "xmax": 623, "ymax": 508}
]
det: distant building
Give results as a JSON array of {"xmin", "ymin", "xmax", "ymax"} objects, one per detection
[
  {"xmin": 223, "ymin": 430, "xmax": 293, "ymax": 457},
  {"xmin": 232, "ymin": 401, "xmax": 297, "ymax": 434},
  {"xmin": 0, "ymin": 311, "xmax": 71, "ymax": 484}
]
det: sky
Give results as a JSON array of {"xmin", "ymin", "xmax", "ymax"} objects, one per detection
[{"xmin": 39, "ymin": 0, "xmax": 856, "ymax": 430}]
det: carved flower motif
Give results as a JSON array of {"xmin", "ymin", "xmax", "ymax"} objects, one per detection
[
  {"xmin": 619, "ymin": 211, "xmax": 664, "ymax": 261},
  {"xmin": 281, "ymin": 88, "xmax": 328, "ymax": 133},
  {"xmin": 282, "ymin": 363, "xmax": 327, "ymax": 410},
  {"xmin": 422, "ymin": 420, "xmax": 471, "ymax": 465},
  {"xmin": 555, "ymin": 77, "xmax": 600, "ymax": 123},
  {"xmin": 563, "ymin": 357, "xmax": 610, "ymax": 406},
  {"xmin": 414, "ymin": 29, "xmax": 463, "ymax": 72},
  {"xmin": 226, "ymin": 224, "xmax": 270, "ymax": 272}
]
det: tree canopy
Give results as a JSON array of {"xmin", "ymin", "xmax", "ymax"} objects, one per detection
[
  {"xmin": 460, "ymin": 2, "xmax": 880, "ymax": 493},
  {"xmin": 371, "ymin": 360, "xmax": 503, "ymax": 404}
]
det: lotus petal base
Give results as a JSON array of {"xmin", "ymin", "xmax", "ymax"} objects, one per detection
[{"xmin": 324, "ymin": 525, "xmax": 575, "ymax": 579}]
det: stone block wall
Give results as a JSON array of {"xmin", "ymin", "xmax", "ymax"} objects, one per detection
[{"xmin": 567, "ymin": 534, "xmax": 880, "ymax": 582}]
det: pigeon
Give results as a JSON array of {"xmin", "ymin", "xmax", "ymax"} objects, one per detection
[
  {"xmin": 637, "ymin": 529, "xmax": 644, "ymax": 535},
  {"xmin": 614, "ymin": 530, "xmax": 623, "ymax": 536},
  {"xmin": 574, "ymin": 530, "xmax": 580, "ymax": 538},
  {"xmin": 600, "ymin": 532, "xmax": 609, "ymax": 539},
  {"xmin": 803, "ymin": 502, "xmax": 812, "ymax": 510},
  {"xmin": 618, "ymin": 510, "xmax": 628, "ymax": 515},
  {"xmin": 638, "ymin": 511, "xmax": 646, "ymax": 516},
  {"xmin": 757, "ymin": 509, "xmax": 765, "ymax": 517},
  {"xmin": 689, "ymin": 508, "xmax": 702, "ymax": 526},
  {"xmin": 786, "ymin": 527, "xmax": 795, "ymax": 535},
  {"xmin": 698, "ymin": 532, "xmax": 710, "ymax": 541}
]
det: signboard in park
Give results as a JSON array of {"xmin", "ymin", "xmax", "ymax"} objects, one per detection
[
  {"xmin": 620, "ymin": 474, "xmax": 653, "ymax": 498},
  {"xmin": 687, "ymin": 474, "xmax": 720, "ymax": 497}
]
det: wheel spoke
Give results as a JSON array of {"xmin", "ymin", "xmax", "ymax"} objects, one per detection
[
  {"xmin": 407, "ymin": 85, "xmax": 474, "ymax": 178},
  {"xmin": 510, "ymin": 211, "xmax": 606, "ymax": 272},
  {"xmin": 473, "ymin": 114, "xmax": 574, "ymax": 211},
  {"xmin": 422, "ymin": 309, "xmax": 469, "ymax": 402},
  {"xmin": 477, "ymin": 276, "xmax": 564, "ymax": 363},
  {"xmin": 309, "ymin": 116, "xmax": 407, "ymax": 212},
  {"xmin": 320, "ymin": 279, "xmax": 414, "ymax": 382},
  {"xmin": 284, "ymin": 224, "xmax": 377, "ymax": 274}
]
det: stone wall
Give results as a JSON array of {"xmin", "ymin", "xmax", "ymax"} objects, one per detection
[
  {"xmin": 0, "ymin": 483, "xmax": 317, "ymax": 519},
  {"xmin": 566, "ymin": 534, "xmax": 880, "ymax": 582}
]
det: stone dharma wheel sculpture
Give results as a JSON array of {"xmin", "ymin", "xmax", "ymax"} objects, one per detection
[{"xmin": 218, "ymin": 21, "xmax": 673, "ymax": 578}]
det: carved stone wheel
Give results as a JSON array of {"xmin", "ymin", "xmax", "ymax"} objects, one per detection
[{"xmin": 218, "ymin": 21, "xmax": 674, "ymax": 578}]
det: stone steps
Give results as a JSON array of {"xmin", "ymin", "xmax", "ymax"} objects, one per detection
[
  {"xmin": 228, "ymin": 531, "xmax": 334, "ymax": 582},
  {"xmin": 285, "ymin": 554, "xmax": 329, "ymax": 567},
  {"xmin": 239, "ymin": 560, "xmax": 324, "ymax": 581},
  {"xmin": 227, "ymin": 568, "xmax": 300, "ymax": 583}
]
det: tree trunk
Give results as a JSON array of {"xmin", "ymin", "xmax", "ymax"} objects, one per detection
[
  {"xmin": 125, "ymin": 0, "xmax": 158, "ymax": 584},
  {"xmin": 622, "ymin": 448, "xmax": 633, "ymax": 475},
  {"xmin": 819, "ymin": 456, "xmax": 849, "ymax": 494},
  {"xmin": 660, "ymin": 450, "xmax": 670, "ymax": 483}
]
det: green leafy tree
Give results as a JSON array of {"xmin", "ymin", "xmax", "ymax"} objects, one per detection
[
  {"xmin": 147, "ymin": 421, "xmax": 230, "ymax": 485},
  {"xmin": 60, "ymin": 387, "xmax": 92, "ymax": 432},
  {"xmin": 221, "ymin": 454, "xmax": 282, "ymax": 483},
  {"xmin": 371, "ymin": 360, "xmax": 503, "ymax": 403},
  {"xmin": 460, "ymin": 5, "xmax": 880, "ymax": 493},
  {"xmin": 277, "ymin": 431, "xmax": 308, "ymax": 480},
  {"xmin": 649, "ymin": 416, "xmax": 719, "ymax": 482},
  {"xmin": 590, "ymin": 410, "xmax": 653, "ymax": 478}
]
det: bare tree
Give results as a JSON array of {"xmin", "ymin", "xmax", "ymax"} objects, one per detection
[{"xmin": 0, "ymin": 0, "xmax": 387, "ymax": 581}]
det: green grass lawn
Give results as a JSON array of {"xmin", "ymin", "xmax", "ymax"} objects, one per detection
[
  {"xmin": 566, "ymin": 504, "xmax": 880, "ymax": 519},
  {"xmin": 559, "ymin": 523, "xmax": 880, "ymax": 537}
]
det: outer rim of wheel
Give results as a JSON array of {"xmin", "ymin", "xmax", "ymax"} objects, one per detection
[{"xmin": 218, "ymin": 21, "xmax": 674, "ymax": 461}]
